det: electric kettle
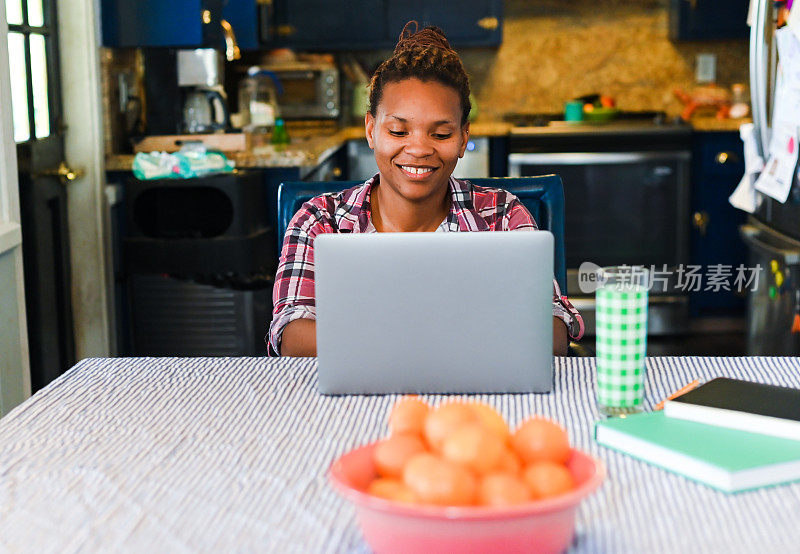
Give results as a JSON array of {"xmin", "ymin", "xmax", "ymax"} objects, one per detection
[{"xmin": 182, "ymin": 87, "xmax": 230, "ymax": 134}]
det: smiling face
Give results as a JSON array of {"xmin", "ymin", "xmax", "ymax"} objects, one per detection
[{"xmin": 365, "ymin": 78, "xmax": 469, "ymax": 206}]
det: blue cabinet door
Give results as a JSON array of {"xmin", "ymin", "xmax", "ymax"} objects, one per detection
[
  {"xmin": 223, "ymin": 0, "xmax": 263, "ymax": 51},
  {"xmin": 273, "ymin": 0, "xmax": 387, "ymax": 50},
  {"xmin": 271, "ymin": 0, "xmax": 501, "ymax": 50},
  {"xmin": 101, "ymin": 0, "xmax": 224, "ymax": 48},
  {"xmin": 386, "ymin": 0, "xmax": 502, "ymax": 47},
  {"xmin": 689, "ymin": 131, "xmax": 747, "ymax": 316},
  {"xmin": 669, "ymin": 0, "xmax": 750, "ymax": 40}
]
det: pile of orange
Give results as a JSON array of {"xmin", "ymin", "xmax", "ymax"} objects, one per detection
[{"xmin": 366, "ymin": 396, "xmax": 576, "ymax": 507}]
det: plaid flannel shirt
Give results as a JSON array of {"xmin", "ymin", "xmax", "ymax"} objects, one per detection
[{"xmin": 267, "ymin": 174, "xmax": 584, "ymax": 355}]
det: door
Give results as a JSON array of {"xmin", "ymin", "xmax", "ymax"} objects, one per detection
[
  {"xmin": 6, "ymin": 0, "xmax": 78, "ymax": 391},
  {"xmin": 1, "ymin": 0, "xmax": 32, "ymax": 413}
]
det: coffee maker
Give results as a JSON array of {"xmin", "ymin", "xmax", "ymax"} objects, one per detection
[{"xmin": 143, "ymin": 48, "xmax": 231, "ymax": 135}]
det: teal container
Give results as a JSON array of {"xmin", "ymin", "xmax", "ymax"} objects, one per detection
[{"xmin": 564, "ymin": 101, "xmax": 584, "ymax": 122}]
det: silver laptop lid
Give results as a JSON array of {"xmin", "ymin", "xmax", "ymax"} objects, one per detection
[{"xmin": 314, "ymin": 231, "xmax": 554, "ymax": 394}]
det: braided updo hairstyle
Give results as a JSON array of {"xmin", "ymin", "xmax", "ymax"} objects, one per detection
[{"xmin": 369, "ymin": 22, "xmax": 471, "ymax": 126}]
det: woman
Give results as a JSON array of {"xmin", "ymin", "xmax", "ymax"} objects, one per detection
[{"xmin": 268, "ymin": 23, "xmax": 583, "ymax": 357}]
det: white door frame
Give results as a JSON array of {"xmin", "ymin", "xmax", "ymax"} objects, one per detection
[
  {"xmin": 0, "ymin": 0, "xmax": 32, "ymax": 412},
  {"xmin": 57, "ymin": 0, "xmax": 114, "ymax": 357}
]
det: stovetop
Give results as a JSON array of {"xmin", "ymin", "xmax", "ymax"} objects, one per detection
[{"xmin": 504, "ymin": 111, "xmax": 690, "ymax": 137}]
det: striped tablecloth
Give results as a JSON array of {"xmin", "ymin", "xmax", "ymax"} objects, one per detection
[{"xmin": 0, "ymin": 357, "xmax": 799, "ymax": 553}]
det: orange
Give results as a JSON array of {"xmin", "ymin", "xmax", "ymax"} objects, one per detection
[
  {"xmin": 441, "ymin": 422, "xmax": 504, "ymax": 475},
  {"xmin": 511, "ymin": 417, "xmax": 571, "ymax": 465},
  {"xmin": 495, "ymin": 448, "xmax": 523, "ymax": 475},
  {"xmin": 403, "ymin": 452, "xmax": 477, "ymax": 506},
  {"xmin": 479, "ymin": 472, "xmax": 532, "ymax": 506},
  {"xmin": 522, "ymin": 461, "xmax": 575, "ymax": 499},
  {"xmin": 367, "ymin": 478, "xmax": 419, "ymax": 504},
  {"xmin": 423, "ymin": 402, "xmax": 480, "ymax": 452},
  {"xmin": 467, "ymin": 402, "xmax": 510, "ymax": 442},
  {"xmin": 388, "ymin": 395, "xmax": 430, "ymax": 437},
  {"xmin": 373, "ymin": 434, "xmax": 426, "ymax": 478}
]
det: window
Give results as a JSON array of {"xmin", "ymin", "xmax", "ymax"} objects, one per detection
[{"xmin": 5, "ymin": 0, "xmax": 52, "ymax": 143}]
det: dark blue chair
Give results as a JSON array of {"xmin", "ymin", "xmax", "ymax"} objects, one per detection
[{"xmin": 276, "ymin": 175, "xmax": 568, "ymax": 294}]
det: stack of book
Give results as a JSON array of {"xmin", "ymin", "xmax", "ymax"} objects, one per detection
[{"xmin": 594, "ymin": 378, "xmax": 800, "ymax": 493}]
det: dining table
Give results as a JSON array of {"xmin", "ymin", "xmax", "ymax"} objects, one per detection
[{"xmin": 0, "ymin": 356, "xmax": 799, "ymax": 553}]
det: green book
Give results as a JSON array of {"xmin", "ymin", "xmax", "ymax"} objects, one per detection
[{"xmin": 594, "ymin": 411, "xmax": 800, "ymax": 493}]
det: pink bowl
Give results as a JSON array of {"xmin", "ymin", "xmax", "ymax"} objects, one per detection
[{"xmin": 329, "ymin": 443, "xmax": 605, "ymax": 554}]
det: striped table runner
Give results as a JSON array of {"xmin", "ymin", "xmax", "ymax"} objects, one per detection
[{"xmin": 0, "ymin": 357, "xmax": 799, "ymax": 553}]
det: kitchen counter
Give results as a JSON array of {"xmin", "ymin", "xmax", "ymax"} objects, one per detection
[
  {"xmin": 104, "ymin": 121, "xmax": 512, "ymax": 173},
  {"xmin": 105, "ymin": 133, "xmax": 345, "ymax": 172},
  {"xmin": 690, "ymin": 115, "xmax": 751, "ymax": 132},
  {"xmin": 104, "ymin": 118, "xmax": 743, "ymax": 173}
]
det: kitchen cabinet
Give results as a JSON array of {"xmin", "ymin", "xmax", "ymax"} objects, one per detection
[
  {"xmin": 385, "ymin": 0, "xmax": 502, "ymax": 47},
  {"xmin": 101, "ymin": 0, "xmax": 224, "ymax": 48},
  {"xmin": 222, "ymin": 0, "xmax": 265, "ymax": 51},
  {"xmin": 271, "ymin": 0, "xmax": 501, "ymax": 50},
  {"xmin": 302, "ymin": 145, "xmax": 349, "ymax": 183},
  {"xmin": 689, "ymin": 131, "xmax": 747, "ymax": 316},
  {"xmin": 102, "ymin": 0, "xmax": 501, "ymax": 51},
  {"xmin": 272, "ymin": 0, "xmax": 388, "ymax": 50},
  {"xmin": 669, "ymin": 0, "xmax": 750, "ymax": 41}
]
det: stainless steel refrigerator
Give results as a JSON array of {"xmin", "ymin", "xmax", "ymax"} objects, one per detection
[{"xmin": 741, "ymin": 0, "xmax": 800, "ymax": 354}]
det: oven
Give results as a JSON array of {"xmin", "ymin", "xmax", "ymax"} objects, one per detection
[{"xmin": 507, "ymin": 116, "xmax": 692, "ymax": 335}]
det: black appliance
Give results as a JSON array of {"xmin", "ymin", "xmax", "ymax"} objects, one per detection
[
  {"xmin": 122, "ymin": 171, "xmax": 276, "ymax": 356},
  {"xmin": 506, "ymin": 112, "xmax": 692, "ymax": 335},
  {"xmin": 740, "ymin": 0, "xmax": 800, "ymax": 355},
  {"xmin": 143, "ymin": 48, "xmax": 231, "ymax": 135}
]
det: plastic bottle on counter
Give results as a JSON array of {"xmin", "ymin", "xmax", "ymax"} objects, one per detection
[
  {"xmin": 271, "ymin": 118, "xmax": 290, "ymax": 149},
  {"xmin": 729, "ymin": 83, "xmax": 750, "ymax": 119}
]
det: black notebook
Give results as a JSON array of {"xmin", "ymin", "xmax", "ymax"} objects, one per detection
[{"xmin": 663, "ymin": 377, "xmax": 800, "ymax": 441}]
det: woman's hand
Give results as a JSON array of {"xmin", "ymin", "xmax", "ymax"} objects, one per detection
[
  {"xmin": 553, "ymin": 316, "xmax": 568, "ymax": 356},
  {"xmin": 280, "ymin": 319, "xmax": 317, "ymax": 357}
]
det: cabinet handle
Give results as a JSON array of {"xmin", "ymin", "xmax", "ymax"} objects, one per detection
[
  {"xmin": 220, "ymin": 19, "xmax": 241, "ymax": 61},
  {"xmin": 277, "ymin": 24, "xmax": 296, "ymax": 36},
  {"xmin": 715, "ymin": 151, "xmax": 740, "ymax": 165},
  {"xmin": 693, "ymin": 211, "xmax": 709, "ymax": 236},
  {"xmin": 332, "ymin": 167, "xmax": 342, "ymax": 178},
  {"xmin": 201, "ymin": 9, "xmax": 212, "ymax": 24},
  {"xmin": 477, "ymin": 17, "xmax": 498, "ymax": 31}
]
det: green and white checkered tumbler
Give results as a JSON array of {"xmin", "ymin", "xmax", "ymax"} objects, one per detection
[{"xmin": 595, "ymin": 266, "xmax": 649, "ymax": 416}]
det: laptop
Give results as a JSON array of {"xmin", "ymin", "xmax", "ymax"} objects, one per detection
[{"xmin": 314, "ymin": 231, "xmax": 554, "ymax": 394}]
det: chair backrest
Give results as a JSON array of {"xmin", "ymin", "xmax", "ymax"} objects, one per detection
[{"xmin": 276, "ymin": 175, "xmax": 567, "ymax": 293}]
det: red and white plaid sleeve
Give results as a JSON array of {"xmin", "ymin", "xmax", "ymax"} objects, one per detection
[
  {"xmin": 504, "ymin": 197, "xmax": 585, "ymax": 341},
  {"xmin": 267, "ymin": 199, "xmax": 336, "ymax": 356}
]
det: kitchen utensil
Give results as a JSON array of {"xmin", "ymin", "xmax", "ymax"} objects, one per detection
[
  {"xmin": 182, "ymin": 88, "xmax": 230, "ymax": 134},
  {"xmin": 133, "ymin": 133, "xmax": 249, "ymax": 153}
]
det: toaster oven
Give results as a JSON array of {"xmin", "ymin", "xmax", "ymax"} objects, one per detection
[{"xmin": 261, "ymin": 61, "xmax": 340, "ymax": 120}]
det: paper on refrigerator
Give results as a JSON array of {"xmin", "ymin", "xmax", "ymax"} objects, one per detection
[
  {"xmin": 788, "ymin": 1, "xmax": 800, "ymax": 42},
  {"xmin": 730, "ymin": 123, "xmax": 763, "ymax": 213},
  {"xmin": 754, "ymin": 28, "xmax": 800, "ymax": 203}
]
